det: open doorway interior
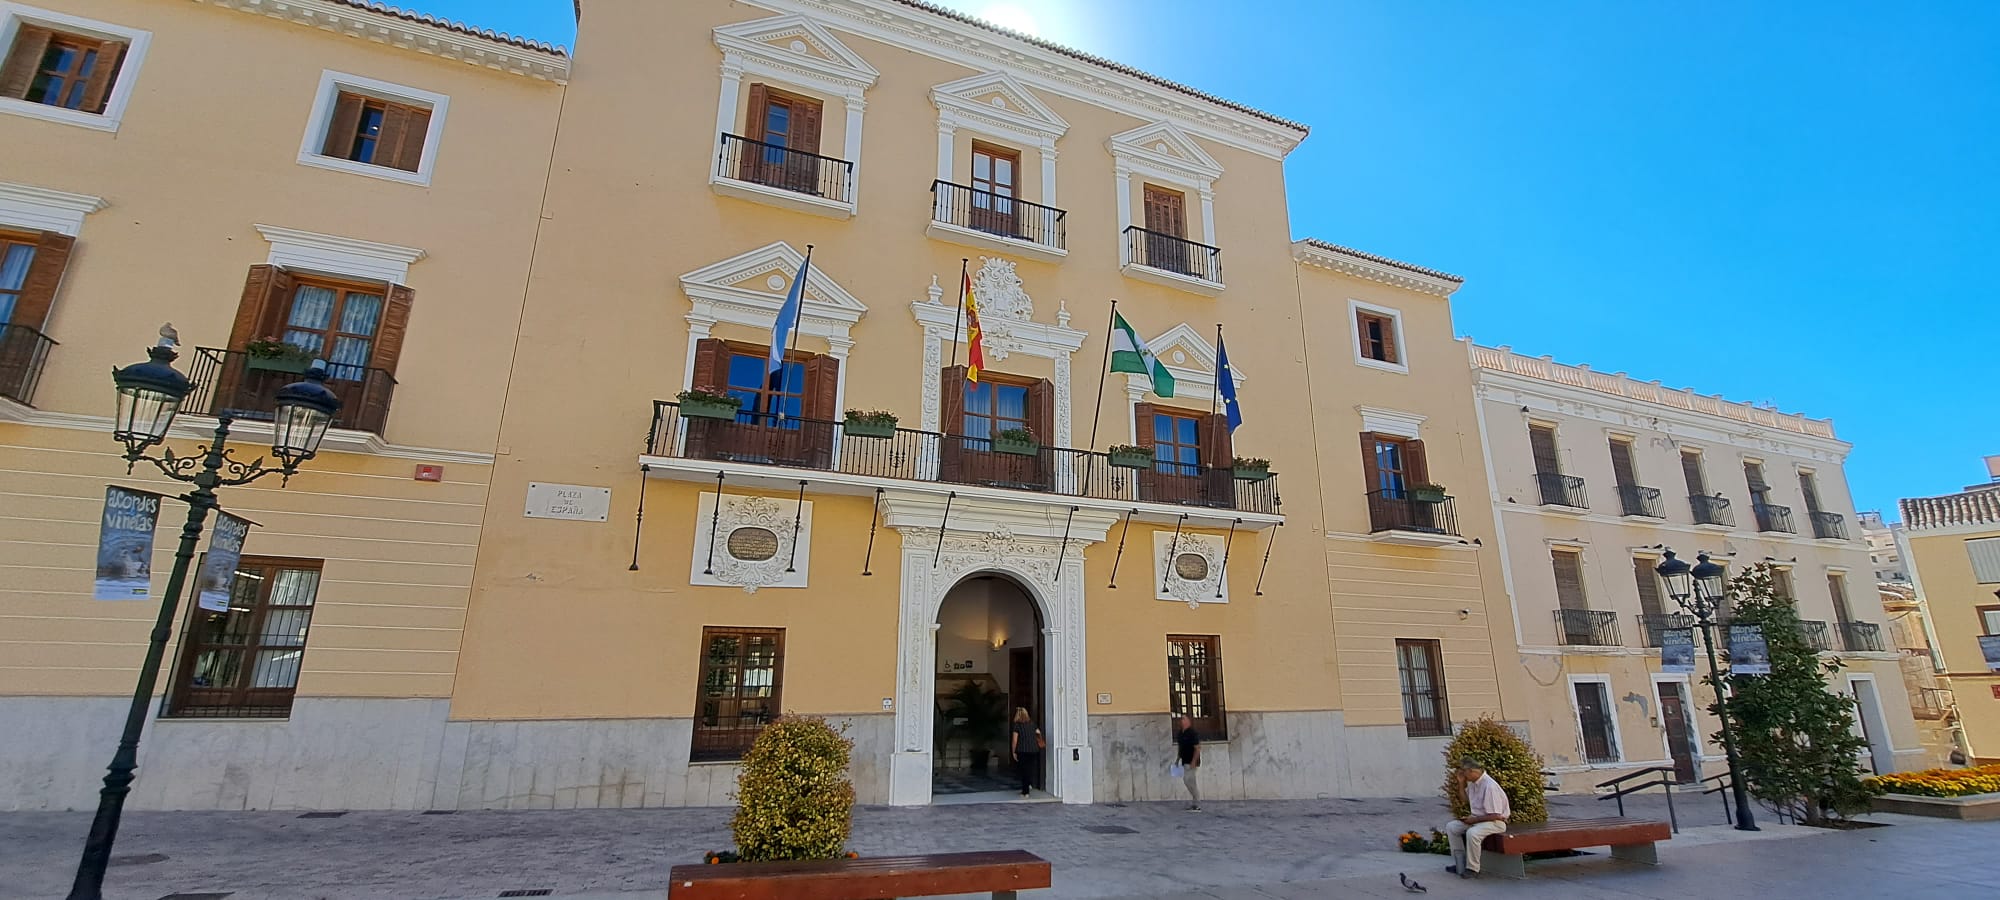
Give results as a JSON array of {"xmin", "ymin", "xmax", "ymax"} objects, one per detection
[{"xmin": 933, "ymin": 575, "xmax": 1043, "ymax": 798}]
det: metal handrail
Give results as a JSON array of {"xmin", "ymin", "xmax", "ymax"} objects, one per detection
[
  {"xmin": 1689, "ymin": 494, "xmax": 1734, "ymax": 527},
  {"xmin": 0, "ymin": 322, "xmax": 58, "ymax": 406},
  {"xmin": 1595, "ymin": 766, "xmax": 1679, "ymax": 832},
  {"xmin": 1121, "ymin": 225, "xmax": 1222, "ymax": 283},
  {"xmin": 1536, "ymin": 472, "xmax": 1589, "ymax": 508},
  {"xmin": 1617, "ymin": 484, "xmax": 1664, "ymax": 517},
  {"xmin": 717, "ymin": 132, "xmax": 854, "ymax": 203},
  {"xmin": 1364, "ymin": 489, "xmax": 1459, "ymax": 536}
]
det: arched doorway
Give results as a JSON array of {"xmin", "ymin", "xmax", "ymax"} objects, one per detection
[{"xmin": 932, "ymin": 574, "xmax": 1046, "ymax": 800}]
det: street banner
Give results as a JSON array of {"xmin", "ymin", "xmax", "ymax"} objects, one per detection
[
  {"xmin": 195, "ymin": 512, "xmax": 253, "ymax": 612},
  {"xmin": 1660, "ymin": 627, "xmax": 1697, "ymax": 674},
  {"xmin": 1980, "ymin": 635, "xmax": 2000, "ymax": 673},
  {"xmin": 94, "ymin": 486, "xmax": 163, "ymax": 600},
  {"xmin": 1729, "ymin": 624, "xmax": 1771, "ymax": 675}
]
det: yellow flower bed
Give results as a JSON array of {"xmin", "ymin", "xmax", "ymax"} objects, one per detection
[{"xmin": 1864, "ymin": 763, "xmax": 2000, "ymax": 798}]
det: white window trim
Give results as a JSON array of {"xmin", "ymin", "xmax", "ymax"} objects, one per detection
[
  {"xmin": 1110, "ymin": 121, "xmax": 1224, "ymax": 291},
  {"xmin": 710, "ymin": 15, "xmax": 878, "ymax": 218},
  {"xmin": 0, "ymin": 180, "xmax": 105, "ymax": 235},
  {"xmin": 0, "ymin": 3, "xmax": 150, "ymax": 133},
  {"xmin": 254, "ymin": 224, "xmax": 425, "ymax": 285},
  {"xmin": 1358, "ymin": 406, "xmax": 1425, "ymax": 439},
  {"xmin": 927, "ymin": 71, "xmax": 1069, "ymax": 261},
  {"xmin": 1348, "ymin": 299, "xmax": 1409, "ymax": 374},
  {"xmin": 296, "ymin": 70, "xmax": 450, "ymax": 187},
  {"xmin": 1648, "ymin": 673, "xmax": 1704, "ymax": 773},
  {"xmin": 1567, "ymin": 674, "xmax": 1626, "ymax": 766}
]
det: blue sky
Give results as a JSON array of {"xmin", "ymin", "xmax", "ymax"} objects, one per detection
[{"xmin": 416, "ymin": 1, "xmax": 1996, "ymax": 518}]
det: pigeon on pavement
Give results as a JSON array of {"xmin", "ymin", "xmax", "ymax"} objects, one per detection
[{"xmin": 1400, "ymin": 872, "xmax": 1428, "ymax": 893}]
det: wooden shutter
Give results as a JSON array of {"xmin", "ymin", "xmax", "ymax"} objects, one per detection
[
  {"xmin": 690, "ymin": 337, "xmax": 728, "ymax": 392},
  {"xmin": 1680, "ymin": 450, "xmax": 1707, "ymax": 495},
  {"xmin": 803, "ymin": 354, "xmax": 840, "ymax": 421},
  {"xmin": 1609, "ymin": 439, "xmax": 1638, "ymax": 489},
  {"xmin": 8, "ymin": 231, "xmax": 74, "ymax": 331},
  {"xmin": 741, "ymin": 84, "xmax": 769, "ymax": 141},
  {"xmin": 1552, "ymin": 549, "xmax": 1587, "ymax": 611},
  {"xmin": 1743, "ymin": 462, "xmax": 1767, "ymax": 491},
  {"xmin": 1632, "ymin": 557, "xmax": 1666, "ymax": 618},
  {"xmin": 1798, "ymin": 472, "xmax": 1823, "ymax": 513},
  {"xmin": 1528, "ymin": 424, "xmax": 1561, "ymax": 475},
  {"xmin": 939, "ymin": 365, "xmax": 967, "ymax": 481},
  {"xmin": 1360, "ymin": 432, "xmax": 1384, "ymax": 494},
  {"xmin": 0, "ymin": 26, "xmax": 52, "ymax": 99},
  {"xmin": 1828, "ymin": 573, "xmax": 1853, "ymax": 625},
  {"xmin": 1143, "ymin": 185, "xmax": 1184, "ymax": 236},
  {"xmin": 1404, "ymin": 438, "xmax": 1430, "ymax": 484},
  {"xmin": 76, "ymin": 38, "xmax": 125, "ymax": 113},
  {"xmin": 1201, "ymin": 412, "xmax": 1234, "ymax": 507},
  {"xmin": 321, "ymin": 92, "xmax": 367, "ymax": 157},
  {"xmin": 1027, "ymin": 378, "xmax": 1053, "ymax": 445},
  {"xmin": 353, "ymin": 286, "xmax": 410, "ymax": 434},
  {"xmin": 793, "ymin": 95, "xmax": 824, "ymax": 153},
  {"xmin": 224, "ymin": 265, "xmax": 295, "ymax": 350},
  {"xmin": 389, "ymin": 105, "xmax": 431, "ymax": 172},
  {"xmin": 1377, "ymin": 316, "xmax": 1399, "ymax": 365},
  {"xmin": 1133, "ymin": 402, "xmax": 1157, "ymax": 452}
]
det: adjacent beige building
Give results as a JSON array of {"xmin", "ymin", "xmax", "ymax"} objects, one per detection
[
  {"xmin": 1899, "ymin": 456, "xmax": 2000, "ymax": 764},
  {"xmin": 1858, "ymin": 511, "xmax": 1910, "ymax": 585}
]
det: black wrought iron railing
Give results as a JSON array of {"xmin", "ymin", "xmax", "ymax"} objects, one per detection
[
  {"xmin": 0, "ymin": 323, "xmax": 56, "ymax": 406},
  {"xmin": 931, "ymin": 180, "xmax": 1065, "ymax": 251},
  {"xmin": 1636, "ymin": 613, "xmax": 1695, "ymax": 648},
  {"xmin": 1753, "ymin": 502, "xmax": 1795, "ymax": 534},
  {"xmin": 1122, "ymin": 226, "xmax": 1221, "ymax": 284},
  {"xmin": 1364, "ymin": 490, "xmax": 1459, "ymax": 536},
  {"xmin": 646, "ymin": 401, "xmax": 1279, "ymax": 513},
  {"xmin": 1838, "ymin": 621, "xmax": 1884, "ymax": 653},
  {"xmin": 1617, "ymin": 484, "xmax": 1664, "ymax": 518},
  {"xmin": 1797, "ymin": 620, "xmax": 1833, "ymax": 652},
  {"xmin": 1810, "ymin": 510, "xmax": 1847, "ymax": 540},
  {"xmin": 1689, "ymin": 494, "xmax": 1734, "ymax": 527},
  {"xmin": 1536, "ymin": 472, "xmax": 1588, "ymax": 508},
  {"xmin": 717, "ymin": 133, "xmax": 854, "ymax": 204},
  {"xmin": 187, "ymin": 347, "xmax": 396, "ymax": 436},
  {"xmin": 1556, "ymin": 608, "xmax": 1621, "ymax": 646}
]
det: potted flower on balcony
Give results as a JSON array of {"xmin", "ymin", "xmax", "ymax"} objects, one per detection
[
  {"xmin": 842, "ymin": 409, "xmax": 898, "ymax": 439},
  {"xmin": 992, "ymin": 426, "xmax": 1040, "ymax": 457},
  {"xmin": 1231, "ymin": 456, "xmax": 1273, "ymax": 482},
  {"xmin": 242, "ymin": 338, "xmax": 316, "ymax": 375},
  {"xmin": 1107, "ymin": 444, "xmax": 1154, "ymax": 470},
  {"xmin": 1409, "ymin": 482, "xmax": 1449, "ymax": 503},
  {"xmin": 677, "ymin": 388, "xmax": 743, "ymax": 421}
]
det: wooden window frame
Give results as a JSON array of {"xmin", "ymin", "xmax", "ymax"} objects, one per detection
[
  {"xmin": 1348, "ymin": 299, "xmax": 1408, "ymax": 372},
  {"xmin": 165, "ymin": 556, "xmax": 323, "ymax": 718},
  {"xmin": 691, "ymin": 626, "xmax": 786, "ymax": 762},
  {"xmin": 1361, "ymin": 431, "xmax": 1428, "ymax": 497},
  {"xmin": 0, "ymin": 228, "xmax": 72, "ymax": 333},
  {"xmin": 1826, "ymin": 571, "xmax": 1854, "ymax": 626},
  {"xmin": 1166, "ymin": 634, "xmax": 1226, "ymax": 741},
  {"xmin": 1608, "ymin": 437, "xmax": 1639, "ymax": 490},
  {"xmin": 0, "ymin": 14, "xmax": 136, "ymax": 126},
  {"xmin": 1356, "ymin": 311, "xmax": 1399, "ymax": 365},
  {"xmin": 297, "ymin": 71, "xmax": 448, "ymax": 186},
  {"xmin": 1552, "ymin": 547, "xmax": 1589, "ymax": 611},
  {"xmin": 222, "ymin": 265, "xmax": 412, "ymax": 435},
  {"xmin": 1680, "ymin": 449, "xmax": 1709, "ymax": 495},
  {"xmin": 1632, "ymin": 556, "xmax": 1668, "ymax": 619},
  {"xmin": 274, "ymin": 274, "xmax": 390, "ymax": 381},
  {"xmin": 320, "ymin": 92, "xmax": 431, "ymax": 173},
  {"xmin": 961, "ymin": 369, "xmax": 1038, "ymax": 441},
  {"xmin": 1397, "ymin": 638, "xmax": 1450, "ymax": 738},
  {"xmin": 1133, "ymin": 402, "xmax": 1233, "ymax": 507},
  {"xmin": 968, "ymin": 140, "xmax": 1021, "ymax": 236},
  {"xmin": 686, "ymin": 337, "xmax": 839, "ymax": 468},
  {"xmin": 738, "ymin": 83, "xmax": 826, "ymax": 193}
]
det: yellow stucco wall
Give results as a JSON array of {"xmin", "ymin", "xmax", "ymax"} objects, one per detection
[{"xmin": 1905, "ymin": 526, "xmax": 2000, "ymax": 758}]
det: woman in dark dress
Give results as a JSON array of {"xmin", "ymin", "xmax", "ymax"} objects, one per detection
[{"xmin": 1009, "ymin": 707, "xmax": 1042, "ymax": 796}]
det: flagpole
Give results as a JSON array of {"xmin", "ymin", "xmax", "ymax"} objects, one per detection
[
  {"xmin": 773, "ymin": 245, "xmax": 813, "ymax": 419},
  {"xmin": 949, "ymin": 258, "xmax": 968, "ymax": 369},
  {"xmin": 1211, "ymin": 324, "xmax": 1222, "ymax": 418},
  {"xmin": 1088, "ymin": 299, "xmax": 1117, "ymax": 450}
]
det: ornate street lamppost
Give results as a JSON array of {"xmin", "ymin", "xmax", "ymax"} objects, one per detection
[
  {"xmin": 1656, "ymin": 549, "xmax": 1758, "ymax": 831},
  {"xmin": 69, "ymin": 326, "xmax": 341, "ymax": 900}
]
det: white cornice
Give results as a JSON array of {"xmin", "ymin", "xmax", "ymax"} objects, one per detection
[
  {"xmin": 256, "ymin": 225, "xmax": 426, "ymax": 285},
  {"xmin": 1476, "ymin": 367, "xmax": 1854, "ymax": 462},
  {"xmin": 1293, "ymin": 240, "xmax": 1461, "ymax": 297},
  {"xmin": 0, "ymin": 181, "xmax": 107, "ymax": 236},
  {"xmin": 193, "ymin": 0, "xmax": 570, "ymax": 83},
  {"xmin": 740, "ymin": 0, "xmax": 1307, "ymax": 159}
]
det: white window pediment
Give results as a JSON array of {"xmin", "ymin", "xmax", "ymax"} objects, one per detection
[
  {"xmin": 932, "ymin": 71, "xmax": 1068, "ymax": 148},
  {"xmin": 1118, "ymin": 322, "xmax": 1245, "ymax": 421},
  {"xmin": 254, "ymin": 224, "xmax": 425, "ymax": 284},
  {"xmin": 714, "ymin": 14, "xmax": 879, "ymax": 97},
  {"xmin": 910, "ymin": 258, "xmax": 1086, "ymax": 448},
  {"xmin": 680, "ymin": 241, "xmax": 867, "ymax": 347},
  {"xmin": 1109, "ymin": 120, "xmax": 1223, "ymax": 185}
]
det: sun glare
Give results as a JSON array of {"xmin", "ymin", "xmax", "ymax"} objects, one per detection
[{"xmin": 980, "ymin": 3, "xmax": 1042, "ymax": 37}]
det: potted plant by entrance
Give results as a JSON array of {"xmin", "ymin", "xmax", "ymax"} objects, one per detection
[
  {"xmin": 242, "ymin": 338, "xmax": 315, "ymax": 375},
  {"xmin": 1410, "ymin": 482, "xmax": 1449, "ymax": 503},
  {"xmin": 677, "ymin": 388, "xmax": 743, "ymax": 421},
  {"xmin": 842, "ymin": 409, "xmax": 898, "ymax": 439},
  {"xmin": 949, "ymin": 681, "xmax": 1007, "ymax": 773},
  {"xmin": 992, "ymin": 426, "xmax": 1040, "ymax": 457},
  {"xmin": 1231, "ymin": 456, "xmax": 1273, "ymax": 482},
  {"xmin": 1107, "ymin": 444, "xmax": 1154, "ymax": 470}
]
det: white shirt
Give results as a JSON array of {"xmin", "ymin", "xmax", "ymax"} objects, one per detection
[{"xmin": 1467, "ymin": 772, "xmax": 1512, "ymax": 820}]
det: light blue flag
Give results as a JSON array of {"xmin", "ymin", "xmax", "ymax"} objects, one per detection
[
  {"xmin": 767, "ymin": 250, "xmax": 813, "ymax": 387},
  {"xmin": 1217, "ymin": 334, "xmax": 1242, "ymax": 432}
]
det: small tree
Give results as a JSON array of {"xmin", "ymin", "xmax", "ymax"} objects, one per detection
[
  {"xmin": 729, "ymin": 715, "xmax": 855, "ymax": 861},
  {"xmin": 1442, "ymin": 715, "xmax": 1548, "ymax": 825},
  {"xmin": 1712, "ymin": 563, "xmax": 1873, "ymax": 826}
]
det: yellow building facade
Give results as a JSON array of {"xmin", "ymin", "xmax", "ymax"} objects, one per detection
[{"xmin": 1899, "ymin": 458, "xmax": 2000, "ymax": 764}]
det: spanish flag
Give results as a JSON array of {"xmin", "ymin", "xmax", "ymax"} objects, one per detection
[{"xmin": 964, "ymin": 269, "xmax": 986, "ymax": 383}]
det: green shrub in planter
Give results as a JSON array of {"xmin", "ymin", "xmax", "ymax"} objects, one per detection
[
  {"xmin": 1410, "ymin": 483, "xmax": 1448, "ymax": 502},
  {"xmin": 1107, "ymin": 445, "xmax": 1154, "ymax": 469},
  {"xmin": 730, "ymin": 715, "xmax": 855, "ymax": 862},
  {"xmin": 992, "ymin": 427, "xmax": 1039, "ymax": 457},
  {"xmin": 678, "ymin": 389, "xmax": 743, "ymax": 420},
  {"xmin": 1231, "ymin": 457, "xmax": 1272, "ymax": 482},
  {"xmin": 842, "ymin": 410, "xmax": 898, "ymax": 438},
  {"xmin": 243, "ymin": 339, "xmax": 315, "ymax": 375}
]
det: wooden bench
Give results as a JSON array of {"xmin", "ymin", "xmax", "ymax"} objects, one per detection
[
  {"xmin": 668, "ymin": 849, "xmax": 1052, "ymax": 899},
  {"xmin": 1479, "ymin": 816, "xmax": 1671, "ymax": 878}
]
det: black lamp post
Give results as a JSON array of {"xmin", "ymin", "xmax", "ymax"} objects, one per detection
[
  {"xmin": 69, "ymin": 326, "xmax": 341, "ymax": 900},
  {"xmin": 1656, "ymin": 549, "xmax": 1758, "ymax": 831}
]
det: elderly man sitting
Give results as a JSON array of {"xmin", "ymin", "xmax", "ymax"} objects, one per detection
[{"xmin": 1443, "ymin": 759, "xmax": 1511, "ymax": 878}]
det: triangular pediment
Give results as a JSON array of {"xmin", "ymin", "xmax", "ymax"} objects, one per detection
[
  {"xmin": 681, "ymin": 242, "xmax": 867, "ymax": 327},
  {"xmin": 714, "ymin": 15, "xmax": 880, "ymax": 88},
  {"xmin": 931, "ymin": 71, "xmax": 1068, "ymax": 140},
  {"xmin": 1126, "ymin": 322, "xmax": 1246, "ymax": 395},
  {"xmin": 1109, "ymin": 121, "xmax": 1223, "ymax": 180}
]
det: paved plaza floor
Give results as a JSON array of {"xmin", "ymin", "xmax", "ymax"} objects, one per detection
[{"xmin": 2, "ymin": 792, "xmax": 1993, "ymax": 900}]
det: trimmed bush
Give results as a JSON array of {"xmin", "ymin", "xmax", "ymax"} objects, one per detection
[
  {"xmin": 1441, "ymin": 715, "xmax": 1548, "ymax": 825},
  {"xmin": 729, "ymin": 715, "xmax": 855, "ymax": 862}
]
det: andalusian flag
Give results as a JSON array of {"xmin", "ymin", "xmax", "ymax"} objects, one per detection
[
  {"xmin": 1108, "ymin": 311, "xmax": 1174, "ymax": 398},
  {"xmin": 964, "ymin": 269, "xmax": 986, "ymax": 383}
]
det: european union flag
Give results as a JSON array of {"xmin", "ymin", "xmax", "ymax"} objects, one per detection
[{"xmin": 1216, "ymin": 333, "xmax": 1242, "ymax": 432}]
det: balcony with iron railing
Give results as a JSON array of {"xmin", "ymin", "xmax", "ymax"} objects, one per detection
[
  {"xmin": 187, "ymin": 348, "xmax": 396, "ymax": 437},
  {"xmin": 1837, "ymin": 621, "xmax": 1884, "ymax": 653},
  {"xmin": 1797, "ymin": 620, "xmax": 1833, "ymax": 652},
  {"xmin": 1753, "ymin": 502, "xmax": 1795, "ymax": 534},
  {"xmin": 1617, "ymin": 484, "xmax": 1664, "ymax": 518},
  {"xmin": 0, "ymin": 323, "xmax": 57, "ymax": 407},
  {"xmin": 1556, "ymin": 608, "xmax": 1621, "ymax": 647},
  {"xmin": 1810, "ymin": 510, "xmax": 1848, "ymax": 540},
  {"xmin": 1120, "ymin": 226, "xmax": 1222, "ymax": 293},
  {"xmin": 1364, "ymin": 490, "xmax": 1460, "ymax": 545},
  {"xmin": 1913, "ymin": 687, "xmax": 1954, "ymax": 720},
  {"xmin": 711, "ymin": 133, "xmax": 855, "ymax": 217},
  {"xmin": 928, "ymin": 180, "xmax": 1066, "ymax": 260},
  {"xmin": 1636, "ymin": 613, "xmax": 1695, "ymax": 648},
  {"xmin": 1536, "ymin": 472, "xmax": 1588, "ymax": 509},
  {"xmin": 1689, "ymin": 494, "xmax": 1735, "ymax": 527},
  {"xmin": 643, "ymin": 401, "xmax": 1280, "ymax": 514}
]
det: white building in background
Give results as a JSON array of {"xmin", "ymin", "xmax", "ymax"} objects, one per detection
[{"xmin": 1858, "ymin": 511, "xmax": 1911, "ymax": 585}]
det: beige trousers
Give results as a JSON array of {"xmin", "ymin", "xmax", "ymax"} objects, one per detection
[{"xmin": 1444, "ymin": 819, "xmax": 1508, "ymax": 872}]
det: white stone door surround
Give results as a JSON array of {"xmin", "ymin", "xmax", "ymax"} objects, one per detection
[{"xmin": 882, "ymin": 492, "xmax": 1115, "ymax": 805}]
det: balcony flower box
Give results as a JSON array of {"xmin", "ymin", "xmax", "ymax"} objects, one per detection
[
  {"xmin": 843, "ymin": 410, "xmax": 899, "ymax": 439},
  {"xmin": 242, "ymin": 339, "xmax": 315, "ymax": 375},
  {"xmin": 677, "ymin": 389, "xmax": 743, "ymax": 421},
  {"xmin": 1107, "ymin": 445, "xmax": 1153, "ymax": 470},
  {"xmin": 1231, "ymin": 457, "xmax": 1272, "ymax": 482},
  {"xmin": 1410, "ymin": 483, "xmax": 1448, "ymax": 503},
  {"xmin": 992, "ymin": 427, "xmax": 1040, "ymax": 457}
]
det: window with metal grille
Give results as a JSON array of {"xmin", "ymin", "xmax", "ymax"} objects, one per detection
[
  {"xmin": 691, "ymin": 627, "xmax": 785, "ymax": 762},
  {"xmin": 167, "ymin": 557, "xmax": 321, "ymax": 718},
  {"xmin": 1572, "ymin": 680, "xmax": 1619, "ymax": 764},
  {"xmin": 1397, "ymin": 639, "xmax": 1450, "ymax": 737},
  {"xmin": 1166, "ymin": 635, "xmax": 1225, "ymax": 740}
]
